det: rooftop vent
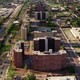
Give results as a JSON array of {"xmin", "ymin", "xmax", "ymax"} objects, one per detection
[{"xmin": 49, "ymin": 49, "xmax": 53, "ymax": 54}]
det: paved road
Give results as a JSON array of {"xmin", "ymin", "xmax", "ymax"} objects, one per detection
[
  {"xmin": 57, "ymin": 25, "xmax": 80, "ymax": 79},
  {"xmin": 44, "ymin": 0, "xmax": 80, "ymax": 79},
  {"xmin": 0, "ymin": 4, "xmax": 23, "ymax": 80},
  {"xmin": 0, "ymin": 4, "xmax": 22, "ymax": 40},
  {"xmin": 0, "ymin": 47, "xmax": 13, "ymax": 80}
]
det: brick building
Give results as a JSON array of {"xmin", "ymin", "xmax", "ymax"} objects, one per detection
[
  {"xmin": 27, "ymin": 50, "xmax": 68, "ymax": 71},
  {"xmin": 34, "ymin": 1, "xmax": 48, "ymax": 20},
  {"xmin": 13, "ymin": 41, "xmax": 27, "ymax": 68},
  {"xmin": 13, "ymin": 39, "xmax": 68, "ymax": 71},
  {"xmin": 14, "ymin": 49, "xmax": 23, "ymax": 68},
  {"xmin": 34, "ymin": 37, "xmax": 61, "ymax": 52}
]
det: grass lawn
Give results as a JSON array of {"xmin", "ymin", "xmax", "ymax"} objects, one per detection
[
  {"xmin": 50, "ymin": 3, "xmax": 61, "ymax": 7},
  {"xmin": 58, "ymin": 12, "xmax": 70, "ymax": 17},
  {"xmin": 11, "ymin": 25, "xmax": 19, "ymax": 33}
]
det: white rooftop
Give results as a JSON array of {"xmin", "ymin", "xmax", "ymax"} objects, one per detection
[
  {"xmin": 13, "ymin": 21, "xmax": 19, "ymax": 24},
  {"xmin": 47, "ymin": 76, "xmax": 76, "ymax": 80}
]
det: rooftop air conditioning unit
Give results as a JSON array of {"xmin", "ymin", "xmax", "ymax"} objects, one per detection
[{"xmin": 49, "ymin": 49, "xmax": 53, "ymax": 54}]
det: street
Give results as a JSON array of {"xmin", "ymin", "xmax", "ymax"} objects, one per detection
[
  {"xmin": 0, "ymin": 4, "xmax": 23, "ymax": 40},
  {"xmin": 0, "ymin": 4, "xmax": 23, "ymax": 80},
  {"xmin": 57, "ymin": 24, "xmax": 80, "ymax": 79}
]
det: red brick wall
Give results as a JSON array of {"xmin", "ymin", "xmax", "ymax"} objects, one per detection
[
  {"xmin": 28, "ymin": 54, "xmax": 67, "ymax": 71},
  {"xmin": 34, "ymin": 40, "xmax": 39, "ymax": 51},
  {"xmin": 14, "ymin": 50, "xmax": 23, "ymax": 68},
  {"xmin": 55, "ymin": 39, "xmax": 61, "ymax": 51}
]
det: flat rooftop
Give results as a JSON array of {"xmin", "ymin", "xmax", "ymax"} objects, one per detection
[
  {"xmin": 32, "ymin": 50, "xmax": 67, "ymax": 55},
  {"xmin": 14, "ymin": 41, "xmax": 29, "ymax": 52},
  {"xmin": 33, "ymin": 30, "xmax": 57, "ymax": 33},
  {"xmin": 33, "ymin": 37, "xmax": 60, "ymax": 40},
  {"xmin": 47, "ymin": 76, "xmax": 76, "ymax": 80}
]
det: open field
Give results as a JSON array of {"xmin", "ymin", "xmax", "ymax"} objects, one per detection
[{"xmin": 50, "ymin": 3, "xmax": 61, "ymax": 7}]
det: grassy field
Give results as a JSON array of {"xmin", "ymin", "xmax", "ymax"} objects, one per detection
[
  {"xmin": 50, "ymin": 3, "xmax": 61, "ymax": 7},
  {"xmin": 58, "ymin": 12, "xmax": 70, "ymax": 16}
]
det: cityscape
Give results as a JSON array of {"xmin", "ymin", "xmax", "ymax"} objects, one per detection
[{"xmin": 0, "ymin": 0, "xmax": 80, "ymax": 80}]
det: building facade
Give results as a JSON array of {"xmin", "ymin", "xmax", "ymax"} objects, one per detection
[
  {"xmin": 21, "ymin": 25, "xmax": 27, "ymax": 41},
  {"xmin": 34, "ymin": 37, "xmax": 61, "ymax": 52},
  {"xmin": 27, "ymin": 50, "xmax": 68, "ymax": 71},
  {"xmin": 13, "ymin": 41, "xmax": 25, "ymax": 67}
]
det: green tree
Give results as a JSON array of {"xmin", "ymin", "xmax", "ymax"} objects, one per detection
[
  {"xmin": 7, "ymin": 65, "xmax": 15, "ymax": 80},
  {"xmin": 77, "ymin": 18, "xmax": 80, "ymax": 26},
  {"xmin": 72, "ymin": 21, "xmax": 78, "ymax": 27},
  {"xmin": 24, "ymin": 65, "xmax": 28, "ymax": 70},
  {"xmin": 26, "ymin": 73, "xmax": 36, "ymax": 80}
]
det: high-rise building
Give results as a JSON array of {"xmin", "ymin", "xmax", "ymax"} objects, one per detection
[
  {"xmin": 35, "ymin": 12, "xmax": 48, "ymax": 20},
  {"xmin": 34, "ymin": 1, "xmax": 48, "ymax": 20},
  {"xmin": 13, "ymin": 48, "xmax": 23, "ymax": 68},
  {"xmin": 13, "ymin": 41, "xmax": 25, "ymax": 67},
  {"xmin": 34, "ymin": 37, "xmax": 61, "ymax": 52},
  {"xmin": 21, "ymin": 25, "xmax": 27, "ymax": 41}
]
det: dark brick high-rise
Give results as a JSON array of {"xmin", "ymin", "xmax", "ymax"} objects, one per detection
[{"xmin": 34, "ymin": 37, "xmax": 61, "ymax": 52}]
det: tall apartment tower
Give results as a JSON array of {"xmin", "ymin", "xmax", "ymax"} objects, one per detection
[
  {"xmin": 21, "ymin": 25, "xmax": 27, "ymax": 41},
  {"xmin": 35, "ymin": 12, "xmax": 48, "ymax": 20},
  {"xmin": 34, "ymin": 1, "xmax": 48, "ymax": 20},
  {"xmin": 14, "ymin": 49, "xmax": 23, "ymax": 68},
  {"xmin": 34, "ymin": 37, "xmax": 61, "ymax": 52},
  {"xmin": 13, "ymin": 41, "xmax": 25, "ymax": 68}
]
